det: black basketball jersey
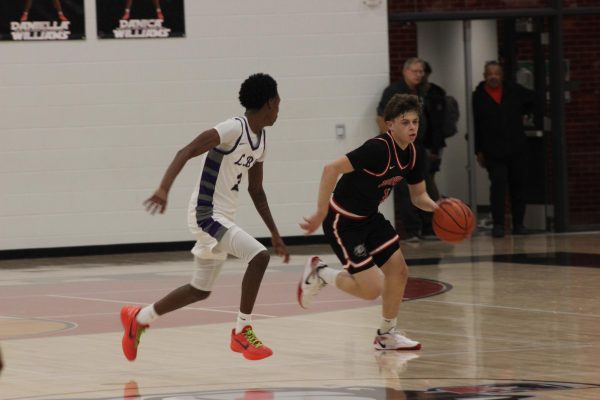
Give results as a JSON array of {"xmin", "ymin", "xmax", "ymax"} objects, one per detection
[{"xmin": 331, "ymin": 132, "xmax": 424, "ymax": 218}]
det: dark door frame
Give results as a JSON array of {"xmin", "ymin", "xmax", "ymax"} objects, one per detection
[{"xmin": 388, "ymin": 2, "xmax": 600, "ymax": 232}]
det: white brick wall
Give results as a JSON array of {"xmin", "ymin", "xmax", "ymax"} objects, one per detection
[{"xmin": 0, "ymin": 0, "xmax": 390, "ymax": 250}]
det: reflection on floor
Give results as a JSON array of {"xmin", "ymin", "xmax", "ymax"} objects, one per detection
[
  {"xmin": 407, "ymin": 251, "xmax": 600, "ymax": 268},
  {"xmin": 1, "ymin": 232, "xmax": 600, "ymax": 400}
]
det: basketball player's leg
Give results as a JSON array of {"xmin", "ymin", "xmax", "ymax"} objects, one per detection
[
  {"xmin": 52, "ymin": 0, "xmax": 68, "ymax": 21},
  {"xmin": 152, "ymin": 0, "xmax": 164, "ymax": 20},
  {"xmin": 122, "ymin": 0, "xmax": 133, "ymax": 20},
  {"xmin": 322, "ymin": 211, "xmax": 393, "ymax": 300},
  {"xmin": 487, "ymin": 157, "xmax": 509, "ymax": 236},
  {"xmin": 373, "ymin": 247, "xmax": 420, "ymax": 350},
  {"xmin": 52, "ymin": 0, "xmax": 63, "ymax": 12},
  {"xmin": 335, "ymin": 266, "xmax": 383, "ymax": 300},
  {"xmin": 361, "ymin": 214, "xmax": 419, "ymax": 350},
  {"xmin": 20, "ymin": 0, "xmax": 32, "ymax": 21},
  {"xmin": 120, "ymin": 235, "xmax": 225, "ymax": 361},
  {"xmin": 507, "ymin": 152, "xmax": 528, "ymax": 233},
  {"xmin": 240, "ymin": 250, "xmax": 269, "ymax": 314},
  {"xmin": 22, "ymin": 0, "xmax": 33, "ymax": 13},
  {"xmin": 220, "ymin": 227, "xmax": 273, "ymax": 360},
  {"xmin": 379, "ymin": 249, "xmax": 408, "ymax": 320},
  {"xmin": 299, "ymin": 211, "xmax": 385, "ymax": 307},
  {"xmin": 152, "ymin": 258, "xmax": 220, "ymax": 315}
]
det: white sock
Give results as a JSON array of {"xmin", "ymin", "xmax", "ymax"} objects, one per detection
[
  {"xmin": 317, "ymin": 266, "xmax": 340, "ymax": 286},
  {"xmin": 136, "ymin": 304, "xmax": 159, "ymax": 325},
  {"xmin": 235, "ymin": 312, "xmax": 252, "ymax": 334},
  {"xmin": 379, "ymin": 317, "xmax": 397, "ymax": 334}
]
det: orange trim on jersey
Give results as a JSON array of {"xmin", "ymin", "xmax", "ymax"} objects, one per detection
[
  {"xmin": 332, "ymin": 211, "xmax": 374, "ymax": 270},
  {"xmin": 386, "ymin": 132, "xmax": 415, "ymax": 170},
  {"xmin": 348, "ymin": 257, "xmax": 374, "ymax": 268},
  {"xmin": 369, "ymin": 235, "xmax": 400, "ymax": 255},
  {"xmin": 332, "ymin": 213, "xmax": 351, "ymax": 263},
  {"xmin": 329, "ymin": 198, "xmax": 368, "ymax": 220},
  {"xmin": 362, "ymin": 138, "xmax": 390, "ymax": 177}
]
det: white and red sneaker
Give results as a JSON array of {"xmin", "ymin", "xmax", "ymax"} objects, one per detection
[
  {"xmin": 297, "ymin": 256, "xmax": 327, "ymax": 309},
  {"xmin": 373, "ymin": 328, "xmax": 421, "ymax": 351},
  {"xmin": 374, "ymin": 351, "xmax": 420, "ymax": 377}
]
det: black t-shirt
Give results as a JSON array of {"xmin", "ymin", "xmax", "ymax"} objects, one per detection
[{"xmin": 332, "ymin": 132, "xmax": 424, "ymax": 217}]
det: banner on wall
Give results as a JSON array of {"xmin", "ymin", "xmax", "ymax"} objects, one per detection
[
  {"xmin": 0, "ymin": 0, "xmax": 85, "ymax": 41},
  {"xmin": 96, "ymin": 0, "xmax": 185, "ymax": 39}
]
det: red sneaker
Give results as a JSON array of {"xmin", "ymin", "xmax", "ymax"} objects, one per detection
[
  {"xmin": 120, "ymin": 306, "xmax": 149, "ymax": 361},
  {"xmin": 58, "ymin": 12, "xmax": 68, "ymax": 22},
  {"xmin": 156, "ymin": 9, "xmax": 164, "ymax": 21},
  {"xmin": 121, "ymin": 10, "xmax": 130, "ymax": 21},
  {"xmin": 20, "ymin": 12, "xmax": 28, "ymax": 22},
  {"xmin": 230, "ymin": 325, "xmax": 273, "ymax": 360}
]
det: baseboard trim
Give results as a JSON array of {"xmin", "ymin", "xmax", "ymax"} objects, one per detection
[{"xmin": 0, "ymin": 235, "xmax": 329, "ymax": 261}]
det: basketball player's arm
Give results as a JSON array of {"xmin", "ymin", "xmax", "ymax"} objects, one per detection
[
  {"xmin": 408, "ymin": 181, "xmax": 438, "ymax": 212},
  {"xmin": 248, "ymin": 162, "xmax": 290, "ymax": 263},
  {"xmin": 144, "ymin": 129, "xmax": 220, "ymax": 214},
  {"xmin": 300, "ymin": 155, "xmax": 354, "ymax": 234}
]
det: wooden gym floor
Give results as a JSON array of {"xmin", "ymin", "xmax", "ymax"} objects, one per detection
[{"xmin": 1, "ymin": 231, "xmax": 600, "ymax": 400}]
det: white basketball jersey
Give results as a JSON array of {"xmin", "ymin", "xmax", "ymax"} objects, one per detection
[{"xmin": 187, "ymin": 116, "xmax": 266, "ymax": 240}]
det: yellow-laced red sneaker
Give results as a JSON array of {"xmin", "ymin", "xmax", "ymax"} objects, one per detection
[
  {"xmin": 120, "ymin": 306, "xmax": 149, "ymax": 361},
  {"xmin": 230, "ymin": 325, "xmax": 273, "ymax": 360}
]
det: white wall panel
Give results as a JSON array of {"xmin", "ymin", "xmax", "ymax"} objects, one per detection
[{"xmin": 0, "ymin": 0, "xmax": 389, "ymax": 250}]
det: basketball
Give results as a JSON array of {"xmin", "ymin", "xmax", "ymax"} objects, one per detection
[{"xmin": 432, "ymin": 198, "xmax": 476, "ymax": 243}]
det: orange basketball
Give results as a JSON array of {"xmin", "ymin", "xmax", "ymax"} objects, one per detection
[{"xmin": 432, "ymin": 198, "xmax": 476, "ymax": 243}]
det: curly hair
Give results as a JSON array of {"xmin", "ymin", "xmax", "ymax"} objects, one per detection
[
  {"xmin": 383, "ymin": 93, "xmax": 422, "ymax": 122},
  {"xmin": 238, "ymin": 73, "xmax": 278, "ymax": 110}
]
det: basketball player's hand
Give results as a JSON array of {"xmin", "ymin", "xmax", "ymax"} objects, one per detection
[
  {"xmin": 271, "ymin": 234, "xmax": 290, "ymax": 263},
  {"xmin": 143, "ymin": 189, "xmax": 168, "ymax": 214},
  {"xmin": 300, "ymin": 211, "xmax": 325, "ymax": 235}
]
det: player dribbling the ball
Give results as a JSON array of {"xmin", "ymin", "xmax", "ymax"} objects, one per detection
[{"xmin": 298, "ymin": 93, "xmax": 438, "ymax": 351}]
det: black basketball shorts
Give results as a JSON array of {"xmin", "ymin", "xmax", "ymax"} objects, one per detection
[{"xmin": 322, "ymin": 208, "xmax": 400, "ymax": 275}]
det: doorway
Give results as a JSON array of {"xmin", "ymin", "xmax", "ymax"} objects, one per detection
[{"xmin": 416, "ymin": 19, "xmax": 549, "ymax": 231}]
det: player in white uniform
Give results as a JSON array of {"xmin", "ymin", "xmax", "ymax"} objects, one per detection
[{"xmin": 120, "ymin": 73, "xmax": 289, "ymax": 361}]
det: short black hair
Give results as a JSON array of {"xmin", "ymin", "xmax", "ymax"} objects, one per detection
[
  {"xmin": 383, "ymin": 94, "xmax": 422, "ymax": 122},
  {"xmin": 238, "ymin": 73, "xmax": 278, "ymax": 110},
  {"xmin": 484, "ymin": 60, "xmax": 502, "ymax": 71}
]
